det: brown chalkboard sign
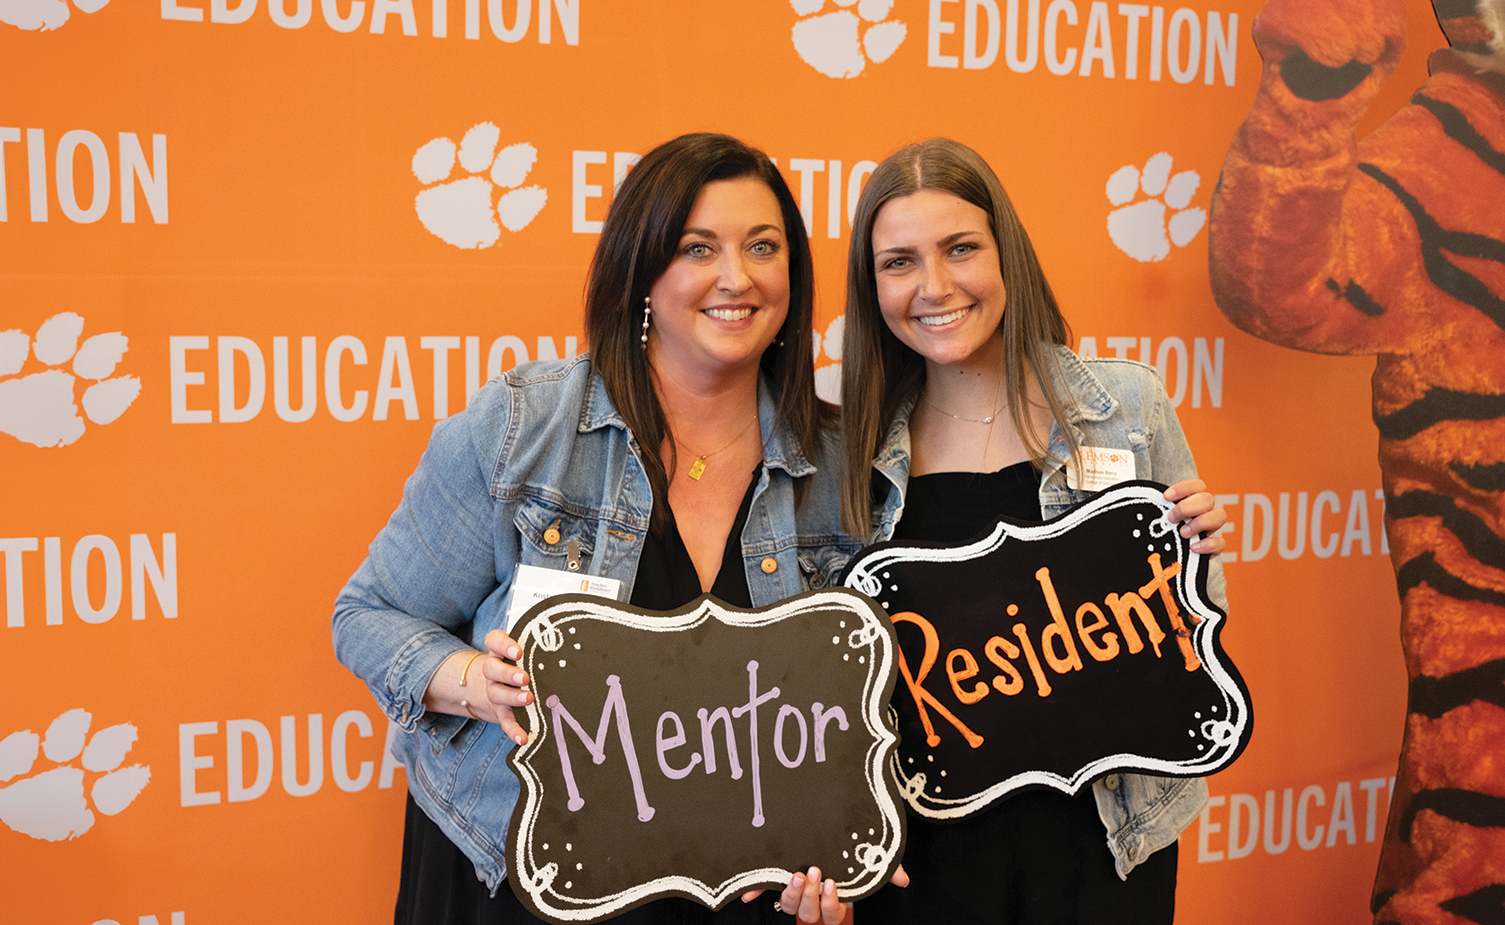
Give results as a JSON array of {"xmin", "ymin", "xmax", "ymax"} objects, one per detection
[
  {"xmin": 504, "ymin": 589, "xmax": 905, "ymax": 923},
  {"xmin": 840, "ymin": 480, "xmax": 1251, "ymax": 821}
]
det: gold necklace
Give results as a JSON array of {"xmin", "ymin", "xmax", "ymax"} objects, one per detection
[
  {"xmin": 683, "ymin": 413, "xmax": 758, "ymax": 481},
  {"xmin": 921, "ymin": 390, "xmax": 1005, "ymax": 424}
]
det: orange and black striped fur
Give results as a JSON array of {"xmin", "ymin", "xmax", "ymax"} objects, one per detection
[{"xmin": 1209, "ymin": 0, "xmax": 1505, "ymax": 921}]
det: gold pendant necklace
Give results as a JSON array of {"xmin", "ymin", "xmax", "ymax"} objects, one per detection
[{"xmin": 684, "ymin": 413, "xmax": 758, "ymax": 481}]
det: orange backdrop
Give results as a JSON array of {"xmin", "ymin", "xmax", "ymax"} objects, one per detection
[{"xmin": 1, "ymin": 1, "xmax": 1443, "ymax": 922}]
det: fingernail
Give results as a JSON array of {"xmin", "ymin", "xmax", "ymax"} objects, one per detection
[
  {"xmin": 824, "ymin": 880, "xmax": 835, "ymax": 895},
  {"xmin": 513, "ymin": 672, "xmax": 526, "ymax": 684},
  {"xmin": 514, "ymin": 734, "xmax": 525, "ymax": 745},
  {"xmin": 508, "ymin": 646, "xmax": 520, "ymax": 659},
  {"xmin": 808, "ymin": 867, "xmax": 819, "ymax": 879}
]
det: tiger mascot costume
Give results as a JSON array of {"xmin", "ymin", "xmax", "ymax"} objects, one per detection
[{"xmin": 1208, "ymin": 0, "xmax": 1505, "ymax": 921}]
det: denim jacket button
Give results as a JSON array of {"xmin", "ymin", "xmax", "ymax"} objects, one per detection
[
  {"xmin": 760, "ymin": 558, "xmax": 778, "ymax": 574},
  {"xmin": 543, "ymin": 527, "xmax": 561, "ymax": 545},
  {"xmin": 1105, "ymin": 774, "xmax": 1120, "ymax": 790}
]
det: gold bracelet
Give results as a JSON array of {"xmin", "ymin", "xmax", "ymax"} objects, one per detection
[
  {"xmin": 459, "ymin": 651, "xmax": 484, "ymax": 687},
  {"xmin": 460, "ymin": 698, "xmax": 483, "ymax": 721}
]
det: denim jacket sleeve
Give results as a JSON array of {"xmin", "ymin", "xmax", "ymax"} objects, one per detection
[{"xmin": 331, "ymin": 380, "xmax": 514, "ymax": 733}]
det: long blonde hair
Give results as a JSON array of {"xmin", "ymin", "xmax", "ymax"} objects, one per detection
[{"xmin": 839, "ymin": 138, "xmax": 1081, "ymax": 537}]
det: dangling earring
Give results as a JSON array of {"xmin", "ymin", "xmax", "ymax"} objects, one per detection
[{"xmin": 640, "ymin": 295, "xmax": 652, "ymax": 349}]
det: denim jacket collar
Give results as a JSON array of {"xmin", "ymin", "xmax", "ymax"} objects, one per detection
[
  {"xmin": 1049, "ymin": 345, "xmax": 1118, "ymax": 426},
  {"xmin": 578, "ymin": 366, "xmax": 814, "ymax": 479}
]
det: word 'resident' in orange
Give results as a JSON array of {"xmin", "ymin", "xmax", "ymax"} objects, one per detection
[{"xmin": 892, "ymin": 553, "xmax": 1202, "ymax": 748}]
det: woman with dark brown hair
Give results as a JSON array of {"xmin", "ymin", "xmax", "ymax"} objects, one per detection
[
  {"xmin": 836, "ymin": 138, "xmax": 1229, "ymax": 924},
  {"xmin": 333, "ymin": 133, "xmax": 862, "ymax": 924}
]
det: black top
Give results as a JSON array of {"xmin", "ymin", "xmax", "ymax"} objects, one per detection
[
  {"xmin": 893, "ymin": 460, "xmax": 1043, "ymax": 543},
  {"xmin": 630, "ymin": 468, "xmax": 758, "ymax": 611}
]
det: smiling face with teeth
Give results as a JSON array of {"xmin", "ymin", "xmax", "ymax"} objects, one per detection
[
  {"xmin": 871, "ymin": 188, "xmax": 1008, "ymax": 375},
  {"xmin": 646, "ymin": 177, "xmax": 792, "ymax": 388}
]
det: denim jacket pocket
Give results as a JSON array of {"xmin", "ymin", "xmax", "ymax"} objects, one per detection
[{"xmin": 514, "ymin": 499, "xmax": 599, "ymax": 570}]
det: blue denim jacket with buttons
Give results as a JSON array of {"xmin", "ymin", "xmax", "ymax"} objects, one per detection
[
  {"xmin": 869, "ymin": 346, "xmax": 1221, "ymax": 879},
  {"xmin": 332, "ymin": 355, "xmax": 861, "ymax": 893}
]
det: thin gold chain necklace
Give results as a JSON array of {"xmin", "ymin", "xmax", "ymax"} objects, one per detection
[
  {"xmin": 682, "ymin": 413, "xmax": 758, "ymax": 481},
  {"xmin": 921, "ymin": 390, "xmax": 1005, "ymax": 424}
]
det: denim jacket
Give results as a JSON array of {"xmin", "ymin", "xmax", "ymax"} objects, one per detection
[
  {"xmin": 332, "ymin": 355, "xmax": 861, "ymax": 893},
  {"xmin": 869, "ymin": 346, "xmax": 1222, "ymax": 879}
]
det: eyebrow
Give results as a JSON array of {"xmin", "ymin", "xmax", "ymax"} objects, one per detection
[
  {"xmin": 875, "ymin": 229, "xmax": 984, "ymax": 257},
  {"xmin": 680, "ymin": 223, "xmax": 785, "ymax": 239}
]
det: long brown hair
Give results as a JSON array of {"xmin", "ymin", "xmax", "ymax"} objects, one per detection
[
  {"xmin": 584, "ymin": 133, "xmax": 828, "ymax": 533},
  {"xmin": 839, "ymin": 138, "xmax": 1080, "ymax": 537}
]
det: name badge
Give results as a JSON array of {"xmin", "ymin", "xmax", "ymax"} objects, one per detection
[
  {"xmin": 1065, "ymin": 445, "xmax": 1137, "ymax": 492},
  {"xmin": 505, "ymin": 564, "xmax": 622, "ymax": 633}
]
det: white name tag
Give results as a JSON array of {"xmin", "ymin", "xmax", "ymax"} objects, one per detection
[
  {"xmin": 505, "ymin": 564, "xmax": 622, "ymax": 633},
  {"xmin": 1065, "ymin": 446, "xmax": 1138, "ymax": 492}
]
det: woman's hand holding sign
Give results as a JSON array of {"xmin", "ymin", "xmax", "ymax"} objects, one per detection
[
  {"xmin": 482, "ymin": 629, "xmax": 533, "ymax": 745},
  {"xmin": 1163, "ymin": 479, "xmax": 1227, "ymax": 556}
]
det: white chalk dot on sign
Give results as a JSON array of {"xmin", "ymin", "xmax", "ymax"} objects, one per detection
[
  {"xmin": 859, "ymin": 656, "xmax": 865, "ymax": 663},
  {"xmin": 569, "ymin": 627, "xmax": 576, "ymax": 633},
  {"xmin": 840, "ymin": 620, "xmax": 846, "ymax": 628},
  {"xmin": 1138, "ymin": 513, "xmax": 1144, "ymax": 520},
  {"xmin": 1195, "ymin": 712, "xmax": 1202, "ymax": 719},
  {"xmin": 573, "ymin": 643, "xmax": 581, "ymax": 650},
  {"xmin": 1134, "ymin": 529, "xmax": 1141, "ymax": 537},
  {"xmin": 843, "ymin": 850, "xmax": 849, "ymax": 858},
  {"xmin": 832, "ymin": 636, "xmax": 840, "ymax": 644},
  {"xmin": 566, "ymin": 843, "xmax": 573, "ymax": 851},
  {"xmin": 559, "ymin": 660, "xmax": 567, "ymax": 667},
  {"xmin": 843, "ymin": 654, "xmax": 850, "ymax": 661},
  {"xmin": 566, "ymin": 881, "xmax": 573, "ymax": 889},
  {"xmin": 576, "ymin": 863, "xmax": 582, "ymax": 870},
  {"xmin": 883, "ymin": 571, "xmax": 890, "ymax": 578}
]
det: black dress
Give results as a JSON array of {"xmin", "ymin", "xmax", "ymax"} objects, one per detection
[
  {"xmin": 853, "ymin": 463, "xmax": 1178, "ymax": 925},
  {"xmin": 394, "ymin": 471, "xmax": 786, "ymax": 925}
]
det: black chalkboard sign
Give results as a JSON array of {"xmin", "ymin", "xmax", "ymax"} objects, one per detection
[
  {"xmin": 839, "ymin": 480, "xmax": 1251, "ymax": 821},
  {"xmin": 504, "ymin": 589, "xmax": 906, "ymax": 923}
]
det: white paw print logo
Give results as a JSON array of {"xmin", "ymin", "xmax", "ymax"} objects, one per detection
[
  {"xmin": 412, "ymin": 123, "xmax": 547, "ymax": 250},
  {"xmin": 0, "ymin": 312, "xmax": 141, "ymax": 448},
  {"xmin": 1105, "ymin": 153, "xmax": 1207, "ymax": 263},
  {"xmin": 813, "ymin": 314, "xmax": 845, "ymax": 404},
  {"xmin": 0, "ymin": 709, "xmax": 151, "ymax": 841},
  {"xmin": 791, "ymin": 0, "xmax": 907, "ymax": 79},
  {"xmin": 0, "ymin": 0, "xmax": 109, "ymax": 31}
]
